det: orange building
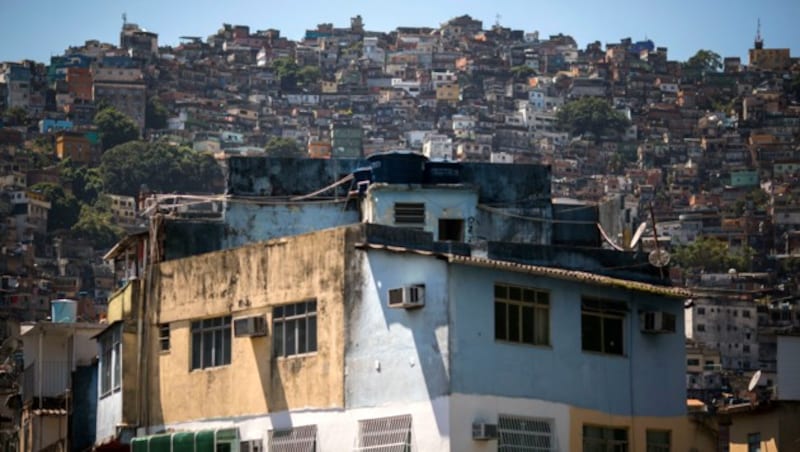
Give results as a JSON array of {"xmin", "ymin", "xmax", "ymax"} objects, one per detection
[
  {"xmin": 66, "ymin": 67, "xmax": 93, "ymax": 101},
  {"xmin": 56, "ymin": 132, "xmax": 98, "ymax": 164}
]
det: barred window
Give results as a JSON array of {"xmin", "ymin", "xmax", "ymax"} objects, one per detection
[
  {"xmin": 498, "ymin": 415, "xmax": 555, "ymax": 451},
  {"xmin": 268, "ymin": 425, "xmax": 316, "ymax": 452},
  {"xmin": 355, "ymin": 414, "xmax": 412, "ymax": 452}
]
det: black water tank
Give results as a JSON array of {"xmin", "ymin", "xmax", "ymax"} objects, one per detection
[
  {"xmin": 367, "ymin": 151, "xmax": 427, "ymax": 184},
  {"xmin": 424, "ymin": 160, "xmax": 462, "ymax": 184}
]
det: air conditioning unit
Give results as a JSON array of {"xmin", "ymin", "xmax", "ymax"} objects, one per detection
[
  {"xmin": 472, "ymin": 423, "xmax": 498, "ymax": 440},
  {"xmin": 640, "ymin": 311, "xmax": 676, "ymax": 333},
  {"xmin": 388, "ymin": 284, "xmax": 425, "ymax": 309},
  {"xmin": 234, "ymin": 316, "xmax": 267, "ymax": 337}
]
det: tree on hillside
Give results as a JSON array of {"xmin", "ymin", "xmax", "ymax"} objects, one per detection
[
  {"xmin": 264, "ymin": 137, "xmax": 304, "ymax": 157},
  {"xmin": 71, "ymin": 203, "xmax": 124, "ymax": 249},
  {"xmin": 673, "ymin": 236, "xmax": 754, "ymax": 274},
  {"xmin": 59, "ymin": 159, "xmax": 103, "ymax": 205},
  {"xmin": 271, "ymin": 58, "xmax": 321, "ymax": 92},
  {"xmin": 145, "ymin": 97, "xmax": 169, "ymax": 130},
  {"xmin": 684, "ymin": 49, "xmax": 722, "ymax": 73},
  {"xmin": 556, "ymin": 97, "xmax": 630, "ymax": 140},
  {"xmin": 99, "ymin": 141, "xmax": 223, "ymax": 197},
  {"xmin": 94, "ymin": 107, "xmax": 139, "ymax": 151},
  {"xmin": 30, "ymin": 182, "xmax": 80, "ymax": 232}
]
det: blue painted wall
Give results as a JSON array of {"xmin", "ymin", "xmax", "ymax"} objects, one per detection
[
  {"xmin": 223, "ymin": 203, "xmax": 359, "ymax": 249},
  {"xmin": 345, "ymin": 250, "xmax": 451, "ymax": 411},
  {"xmin": 363, "ymin": 186, "xmax": 479, "ymax": 242},
  {"xmin": 447, "ymin": 264, "xmax": 686, "ymax": 417}
]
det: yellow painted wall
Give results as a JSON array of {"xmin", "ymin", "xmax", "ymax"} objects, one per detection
[
  {"xmin": 570, "ymin": 407, "xmax": 716, "ymax": 452},
  {"xmin": 106, "ymin": 279, "xmax": 141, "ymax": 323},
  {"xmin": 147, "ymin": 226, "xmax": 353, "ymax": 426},
  {"xmin": 728, "ymin": 411, "xmax": 778, "ymax": 452},
  {"xmin": 122, "ymin": 327, "xmax": 139, "ymax": 425}
]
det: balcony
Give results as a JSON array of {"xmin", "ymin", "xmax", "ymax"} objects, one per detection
[{"xmin": 21, "ymin": 360, "xmax": 70, "ymax": 401}]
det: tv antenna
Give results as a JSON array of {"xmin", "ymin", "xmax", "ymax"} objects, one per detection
[
  {"xmin": 747, "ymin": 369, "xmax": 762, "ymax": 392},
  {"xmin": 629, "ymin": 221, "xmax": 648, "ymax": 249},
  {"xmin": 122, "ymin": 12, "xmax": 127, "ymax": 25}
]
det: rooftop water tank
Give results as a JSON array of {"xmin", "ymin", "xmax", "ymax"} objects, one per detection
[
  {"xmin": 424, "ymin": 160, "xmax": 462, "ymax": 184},
  {"xmin": 367, "ymin": 151, "xmax": 427, "ymax": 184},
  {"xmin": 51, "ymin": 299, "xmax": 77, "ymax": 323}
]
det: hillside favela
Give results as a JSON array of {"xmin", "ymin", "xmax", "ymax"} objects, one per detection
[{"xmin": 0, "ymin": 11, "xmax": 799, "ymax": 452}]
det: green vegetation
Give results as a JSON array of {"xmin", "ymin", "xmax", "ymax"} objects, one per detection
[
  {"xmin": 556, "ymin": 97, "xmax": 630, "ymax": 140},
  {"xmin": 71, "ymin": 202, "xmax": 125, "ymax": 249},
  {"xmin": 270, "ymin": 58, "xmax": 321, "ymax": 92},
  {"xmin": 29, "ymin": 183, "xmax": 80, "ymax": 232},
  {"xmin": 684, "ymin": 49, "xmax": 722, "ymax": 73},
  {"xmin": 263, "ymin": 137, "xmax": 304, "ymax": 157},
  {"xmin": 94, "ymin": 107, "xmax": 139, "ymax": 151},
  {"xmin": 99, "ymin": 141, "xmax": 223, "ymax": 197},
  {"xmin": 673, "ymin": 236, "xmax": 754, "ymax": 273},
  {"xmin": 145, "ymin": 97, "xmax": 169, "ymax": 130}
]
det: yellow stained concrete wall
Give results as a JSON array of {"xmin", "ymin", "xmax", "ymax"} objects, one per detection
[
  {"xmin": 569, "ymin": 406, "xmax": 716, "ymax": 452},
  {"xmin": 728, "ymin": 410, "xmax": 778, "ymax": 452},
  {"xmin": 106, "ymin": 279, "xmax": 141, "ymax": 323},
  {"xmin": 122, "ymin": 328, "xmax": 139, "ymax": 425},
  {"xmin": 148, "ymin": 226, "xmax": 353, "ymax": 426}
]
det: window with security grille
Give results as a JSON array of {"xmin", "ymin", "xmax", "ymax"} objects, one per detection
[
  {"xmin": 355, "ymin": 414, "xmax": 413, "ymax": 452},
  {"xmin": 394, "ymin": 203, "xmax": 425, "ymax": 228},
  {"xmin": 495, "ymin": 284, "xmax": 550, "ymax": 346},
  {"xmin": 273, "ymin": 300, "xmax": 317, "ymax": 358},
  {"xmin": 268, "ymin": 425, "xmax": 317, "ymax": 452},
  {"xmin": 583, "ymin": 425, "xmax": 628, "ymax": 452},
  {"xmin": 646, "ymin": 430, "xmax": 670, "ymax": 452},
  {"xmin": 191, "ymin": 316, "xmax": 231, "ymax": 370},
  {"xmin": 498, "ymin": 415, "xmax": 555, "ymax": 451}
]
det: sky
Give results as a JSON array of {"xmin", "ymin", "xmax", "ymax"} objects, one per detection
[{"xmin": 1, "ymin": 0, "xmax": 799, "ymax": 65}]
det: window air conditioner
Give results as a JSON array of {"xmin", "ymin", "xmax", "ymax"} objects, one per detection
[
  {"xmin": 472, "ymin": 423, "xmax": 498, "ymax": 440},
  {"xmin": 234, "ymin": 316, "xmax": 267, "ymax": 337},
  {"xmin": 388, "ymin": 284, "xmax": 425, "ymax": 309},
  {"xmin": 640, "ymin": 311, "xmax": 676, "ymax": 333}
]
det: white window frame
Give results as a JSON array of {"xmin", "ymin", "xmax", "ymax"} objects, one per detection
[{"xmin": 273, "ymin": 300, "xmax": 318, "ymax": 358}]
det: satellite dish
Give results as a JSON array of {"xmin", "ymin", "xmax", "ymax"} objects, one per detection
[
  {"xmin": 629, "ymin": 222, "xmax": 648, "ymax": 248},
  {"xmin": 648, "ymin": 249, "xmax": 671, "ymax": 267},
  {"xmin": 748, "ymin": 370, "xmax": 762, "ymax": 392}
]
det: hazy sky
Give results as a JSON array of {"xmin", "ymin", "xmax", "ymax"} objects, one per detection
[{"xmin": 1, "ymin": 0, "xmax": 798, "ymax": 64}]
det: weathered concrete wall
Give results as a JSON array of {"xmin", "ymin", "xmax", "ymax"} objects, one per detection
[
  {"xmin": 149, "ymin": 226, "xmax": 355, "ymax": 425},
  {"xmin": 223, "ymin": 202, "xmax": 359, "ymax": 249}
]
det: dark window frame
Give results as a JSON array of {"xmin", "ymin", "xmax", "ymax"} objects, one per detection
[
  {"xmin": 494, "ymin": 283, "xmax": 550, "ymax": 346},
  {"xmin": 273, "ymin": 300, "xmax": 318, "ymax": 358},
  {"xmin": 190, "ymin": 316, "xmax": 232, "ymax": 370},
  {"xmin": 581, "ymin": 298, "xmax": 627, "ymax": 356}
]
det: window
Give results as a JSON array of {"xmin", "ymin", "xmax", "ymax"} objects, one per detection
[
  {"xmin": 646, "ymin": 429, "xmax": 671, "ymax": 452},
  {"xmin": 687, "ymin": 358, "xmax": 700, "ymax": 366},
  {"xmin": 355, "ymin": 414, "xmax": 412, "ymax": 452},
  {"xmin": 191, "ymin": 316, "xmax": 231, "ymax": 370},
  {"xmin": 159, "ymin": 323, "xmax": 170, "ymax": 352},
  {"xmin": 268, "ymin": 425, "xmax": 316, "ymax": 452},
  {"xmin": 697, "ymin": 307, "xmax": 705, "ymax": 315},
  {"xmin": 583, "ymin": 425, "xmax": 628, "ymax": 452},
  {"xmin": 582, "ymin": 298, "xmax": 626, "ymax": 355},
  {"xmin": 697, "ymin": 324, "xmax": 706, "ymax": 332},
  {"xmin": 100, "ymin": 325, "xmax": 122, "ymax": 397},
  {"xmin": 498, "ymin": 415, "xmax": 554, "ymax": 452},
  {"xmin": 747, "ymin": 433, "xmax": 761, "ymax": 452},
  {"xmin": 273, "ymin": 300, "xmax": 317, "ymax": 358},
  {"xmin": 743, "ymin": 310, "xmax": 751, "ymax": 318},
  {"xmin": 438, "ymin": 218, "xmax": 464, "ymax": 241},
  {"xmin": 394, "ymin": 202, "xmax": 425, "ymax": 228},
  {"xmin": 495, "ymin": 284, "xmax": 550, "ymax": 346}
]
